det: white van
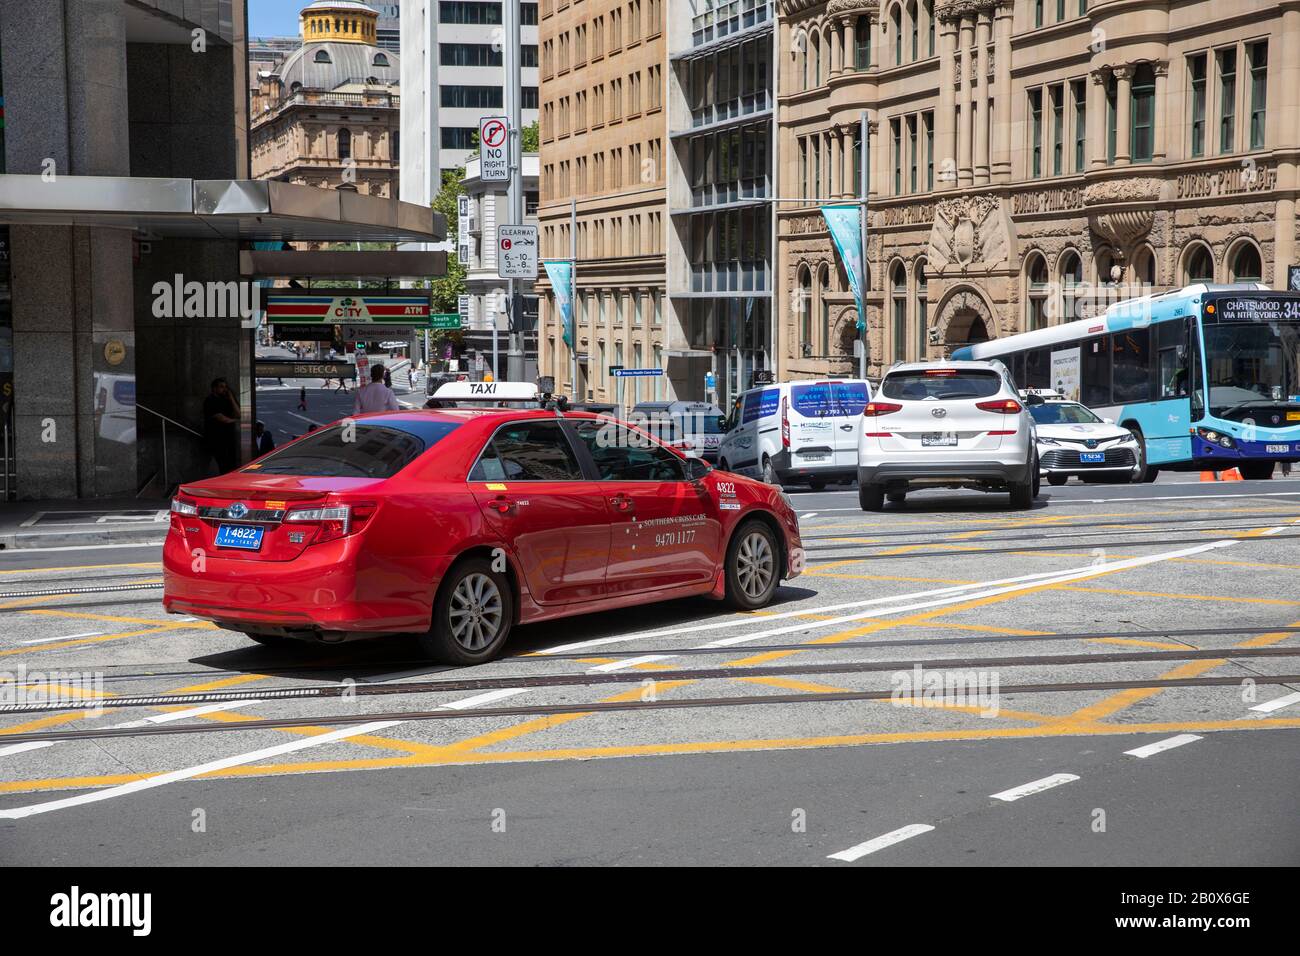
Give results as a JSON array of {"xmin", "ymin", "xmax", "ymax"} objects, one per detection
[{"xmin": 717, "ymin": 379, "xmax": 872, "ymax": 488}]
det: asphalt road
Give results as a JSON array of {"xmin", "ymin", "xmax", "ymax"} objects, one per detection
[{"xmin": 1, "ymin": 477, "xmax": 1298, "ymax": 865}]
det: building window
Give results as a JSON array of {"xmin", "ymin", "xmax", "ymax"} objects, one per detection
[
  {"xmin": 441, "ymin": 86, "xmax": 504, "ymax": 109},
  {"xmin": 1184, "ymin": 244, "xmax": 1214, "ymax": 283},
  {"xmin": 373, "ymin": 53, "xmax": 389, "ymax": 67},
  {"xmin": 1056, "ymin": 0, "xmax": 1064, "ymax": 20},
  {"xmin": 820, "ymin": 266, "xmax": 832, "ymax": 354},
  {"xmin": 1029, "ymin": 89, "xmax": 1043, "ymax": 178},
  {"xmin": 1218, "ymin": 48, "xmax": 1236, "ymax": 153},
  {"xmin": 1131, "ymin": 63, "xmax": 1155, "ymax": 162},
  {"xmin": 1106, "ymin": 74, "xmax": 1117, "ymax": 163},
  {"xmin": 907, "ymin": 115, "xmax": 918, "ymax": 192},
  {"xmin": 314, "ymin": 49, "xmax": 332, "ymax": 63},
  {"xmin": 1034, "ymin": 0, "xmax": 1043, "ymax": 28},
  {"xmin": 1189, "ymin": 53, "xmax": 1207, "ymax": 157},
  {"xmin": 1060, "ymin": 251, "xmax": 1083, "ymax": 321},
  {"xmin": 338, "ymin": 128, "xmax": 351, "ymax": 160},
  {"xmin": 926, "ymin": 1, "xmax": 935, "ymax": 56},
  {"xmin": 1072, "ymin": 80, "xmax": 1086, "ymax": 171},
  {"xmin": 799, "ymin": 138, "xmax": 808, "ymax": 199},
  {"xmin": 856, "ymin": 16, "xmax": 871, "ymax": 69},
  {"xmin": 1026, "ymin": 254, "xmax": 1048, "ymax": 330},
  {"xmin": 915, "ymin": 260, "xmax": 928, "ymax": 359},
  {"xmin": 1050, "ymin": 85, "xmax": 1064, "ymax": 175},
  {"xmin": 924, "ymin": 112, "xmax": 934, "ymax": 190},
  {"xmin": 441, "ymin": 127, "xmax": 478, "ymax": 149},
  {"xmin": 1230, "ymin": 243, "xmax": 1262, "ymax": 282},
  {"xmin": 892, "ymin": 263, "xmax": 907, "ymax": 361},
  {"xmin": 798, "ymin": 266, "xmax": 812, "ymax": 348},
  {"xmin": 1133, "ymin": 246, "xmax": 1156, "ymax": 286},
  {"xmin": 892, "ymin": 5, "xmax": 902, "ymax": 66},
  {"xmin": 1249, "ymin": 41, "xmax": 1267, "ymax": 149},
  {"xmin": 892, "ymin": 118, "xmax": 902, "ymax": 194},
  {"xmin": 908, "ymin": 1, "xmax": 918, "ymax": 61}
]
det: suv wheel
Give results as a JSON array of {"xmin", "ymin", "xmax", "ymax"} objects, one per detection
[
  {"xmin": 1009, "ymin": 453, "xmax": 1037, "ymax": 509},
  {"xmin": 419, "ymin": 558, "xmax": 513, "ymax": 665},
  {"xmin": 859, "ymin": 483, "xmax": 885, "ymax": 511}
]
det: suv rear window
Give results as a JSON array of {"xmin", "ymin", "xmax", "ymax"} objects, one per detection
[
  {"xmin": 790, "ymin": 382, "xmax": 870, "ymax": 417},
  {"xmin": 248, "ymin": 420, "xmax": 459, "ymax": 479},
  {"xmin": 881, "ymin": 370, "xmax": 1003, "ymax": 401}
]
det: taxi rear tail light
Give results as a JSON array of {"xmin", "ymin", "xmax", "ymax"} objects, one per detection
[
  {"xmin": 170, "ymin": 497, "xmax": 198, "ymax": 516},
  {"xmin": 863, "ymin": 401, "xmax": 903, "ymax": 417},
  {"xmin": 976, "ymin": 399, "xmax": 1023, "ymax": 414},
  {"xmin": 284, "ymin": 502, "xmax": 377, "ymax": 544}
]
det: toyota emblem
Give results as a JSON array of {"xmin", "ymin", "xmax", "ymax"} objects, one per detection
[
  {"xmin": 228, "ymin": 502, "xmax": 249, "ymax": 519},
  {"xmin": 931, "ymin": 407, "xmax": 947, "ymax": 418}
]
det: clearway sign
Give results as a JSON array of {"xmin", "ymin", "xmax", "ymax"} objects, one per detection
[
  {"xmin": 479, "ymin": 116, "xmax": 509, "ymax": 182},
  {"xmin": 497, "ymin": 225, "xmax": 538, "ymax": 279}
]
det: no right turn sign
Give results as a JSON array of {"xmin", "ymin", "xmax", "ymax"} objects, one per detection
[{"xmin": 479, "ymin": 116, "xmax": 509, "ymax": 182}]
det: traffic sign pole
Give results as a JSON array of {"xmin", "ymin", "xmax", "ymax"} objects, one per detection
[{"xmin": 504, "ymin": 0, "xmax": 525, "ymax": 384}]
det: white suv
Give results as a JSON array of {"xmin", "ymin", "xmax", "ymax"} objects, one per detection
[{"xmin": 857, "ymin": 360, "xmax": 1040, "ymax": 510}]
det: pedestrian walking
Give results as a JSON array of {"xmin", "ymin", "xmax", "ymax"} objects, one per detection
[
  {"xmin": 298, "ymin": 386, "xmax": 307, "ymax": 411},
  {"xmin": 354, "ymin": 364, "xmax": 400, "ymax": 414},
  {"xmin": 203, "ymin": 377, "xmax": 241, "ymax": 475},
  {"xmin": 383, "ymin": 366, "xmax": 392, "ymax": 389}
]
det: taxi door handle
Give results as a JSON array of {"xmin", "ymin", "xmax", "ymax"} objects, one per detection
[
  {"xmin": 489, "ymin": 495, "xmax": 515, "ymax": 515},
  {"xmin": 609, "ymin": 494, "xmax": 635, "ymax": 513}
]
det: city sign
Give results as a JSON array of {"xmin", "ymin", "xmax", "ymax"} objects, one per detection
[
  {"xmin": 497, "ymin": 225, "xmax": 539, "ymax": 279},
  {"xmin": 265, "ymin": 292, "xmax": 431, "ymax": 326},
  {"xmin": 479, "ymin": 116, "xmax": 510, "ymax": 182}
]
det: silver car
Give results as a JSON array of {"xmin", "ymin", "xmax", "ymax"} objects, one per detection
[{"xmin": 857, "ymin": 360, "xmax": 1040, "ymax": 510}]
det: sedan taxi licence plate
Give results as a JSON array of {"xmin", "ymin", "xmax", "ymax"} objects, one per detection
[
  {"xmin": 1080, "ymin": 452, "xmax": 1106, "ymax": 463},
  {"xmin": 215, "ymin": 524, "xmax": 264, "ymax": 550}
]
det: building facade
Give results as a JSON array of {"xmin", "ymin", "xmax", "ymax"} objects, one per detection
[
  {"xmin": 536, "ymin": 0, "xmax": 672, "ymax": 406},
  {"xmin": 776, "ymin": 0, "xmax": 1299, "ymax": 381},
  {"xmin": 460, "ymin": 153, "xmax": 541, "ymax": 377},
  {"xmin": 252, "ymin": 1, "xmax": 402, "ymax": 198}
]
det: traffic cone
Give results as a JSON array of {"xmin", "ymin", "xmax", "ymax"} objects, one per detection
[
  {"xmin": 1221, "ymin": 467, "xmax": 1244, "ymax": 481},
  {"xmin": 1200, "ymin": 469, "xmax": 1220, "ymax": 481}
]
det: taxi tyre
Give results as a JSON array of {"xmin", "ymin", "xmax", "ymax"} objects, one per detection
[
  {"xmin": 420, "ymin": 557, "xmax": 515, "ymax": 665},
  {"xmin": 1127, "ymin": 424, "xmax": 1160, "ymax": 482},
  {"xmin": 724, "ymin": 519, "xmax": 781, "ymax": 611},
  {"xmin": 1047, "ymin": 474, "xmax": 1068, "ymax": 486}
]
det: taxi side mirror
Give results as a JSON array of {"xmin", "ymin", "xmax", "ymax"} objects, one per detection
[{"xmin": 685, "ymin": 457, "xmax": 711, "ymax": 482}]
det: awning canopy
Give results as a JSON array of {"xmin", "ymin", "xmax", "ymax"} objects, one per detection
[
  {"xmin": 0, "ymin": 175, "xmax": 444, "ymax": 243},
  {"xmin": 240, "ymin": 249, "xmax": 446, "ymax": 279}
]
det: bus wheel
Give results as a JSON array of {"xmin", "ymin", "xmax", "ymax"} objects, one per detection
[{"xmin": 1240, "ymin": 462, "xmax": 1275, "ymax": 480}]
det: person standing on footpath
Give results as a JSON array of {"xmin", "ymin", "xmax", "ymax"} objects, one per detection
[
  {"xmin": 354, "ymin": 364, "xmax": 399, "ymax": 414},
  {"xmin": 203, "ymin": 377, "xmax": 241, "ymax": 475}
]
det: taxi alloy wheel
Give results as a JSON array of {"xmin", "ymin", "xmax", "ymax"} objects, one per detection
[
  {"xmin": 725, "ymin": 520, "xmax": 779, "ymax": 610},
  {"xmin": 421, "ymin": 558, "xmax": 514, "ymax": 664}
]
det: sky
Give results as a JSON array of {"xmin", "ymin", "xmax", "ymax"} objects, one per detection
[{"xmin": 248, "ymin": 0, "xmax": 317, "ymax": 38}]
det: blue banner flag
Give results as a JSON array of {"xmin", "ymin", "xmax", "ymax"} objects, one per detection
[
  {"xmin": 821, "ymin": 204, "xmax": 866, "ymax": 332},
  {"xmin": 542, "ymin": 260, "xmax": 575, "ymax": 347}
]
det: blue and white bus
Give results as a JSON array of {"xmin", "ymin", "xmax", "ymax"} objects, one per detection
[{"xmin": 951, "ymin": 284, "xmax": 1300, "ymax": 480}]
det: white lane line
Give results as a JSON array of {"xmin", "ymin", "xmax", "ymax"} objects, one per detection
[
  {"xmin": 0, "ymin": 719, "xmax": 406, "ymax": 819},
  {"xmin": 1124, "ymin": 734, "xmax": 1203, "ymax": 759},
  {"xmin": 0, "ymin": 701, "xmax": 262, "ymax": 759},
  {"xmin": 0, "ymin": 541, "xmax": 166, "ymax": 554},
  {"xmin": 551, "ymin": 564, "xmax": 1096, "ymax": 657},
  {"xmin": 0, "ymin": 687, "xmax": 530, "ymax": 818},
  {"xmin": 990, "ymin": 773, "xmax": 1079, "ymax": 802},
  {"xmin": 828, "ymin": 824, "xmax": 935, "ymax": 862},
  {"xmin": 587, "ymin": 538, "xmax": 1241, "ymax": 671},
  {"xmin": 790, "ymin": 491, "xmax": 1300, "ymax": 511},
  {"xmin": 1250, "ymin": 691, "xmax": 1300, "ymax": 713},
  {"xmin": 20, "ymin": 631, "xmax": 105, "ymax": 645},
  {"xmin": 801, "ymin": 512, "xmax": 819, "ymax": 519}
]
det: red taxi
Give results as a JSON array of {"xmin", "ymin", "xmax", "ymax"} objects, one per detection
[{"xmin": 162, "ymin": 383, "xmax": 803, "ymax": 664}]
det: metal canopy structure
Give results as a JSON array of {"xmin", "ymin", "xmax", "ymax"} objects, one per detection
[
  {"xmin": 0, "ymin": 175, "xmax": 445, "ymax": 243},
  {"xmin": 239, "ymin": 249, "xmax": 446, "ymax": 280}
]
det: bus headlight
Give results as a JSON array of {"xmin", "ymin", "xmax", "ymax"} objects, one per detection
[{"xmin": 1197, "ymin": 427, "xmax": 1236, "ymax": 449}]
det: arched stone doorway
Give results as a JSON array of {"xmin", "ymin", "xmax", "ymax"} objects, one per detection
[{"xmin": 934, "ymin": 287, "xmax": 996, "ymax": 353}]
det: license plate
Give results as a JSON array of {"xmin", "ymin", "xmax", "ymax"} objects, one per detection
[
  {"xmin": 215, "ymin": 524, "xmax": 264, "ymax": 550},
  {"xmin": 1080, "ymin": 452, "xmax": 1106, "ymax": 463},
  {"xmin": 802, "ymin": 453, "xmax": 829, "ymax": 462},
  {"xmin": 1266, "ymin": 444, "xmax": 1290, "ymax": 453},
  {"xmin": 921, "ymin": 434, "xmax": 957, "ymax": 447}
]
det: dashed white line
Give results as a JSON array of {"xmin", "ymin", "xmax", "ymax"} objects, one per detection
[
  {"xmin": 1124, "ymin": 734, "xmax": 1203, "ymax": 759},
  {"xmin": 989, "ymin": 773, "xmax": 1079, "ymax": 802},
  {"xmin": 1250, "ymin": 691, "xmax": 1300, "ymax": 713},
  {"xmin": 827, "ymin": 824, "xmax": 935, "ymax": 862},
  {"xmin": 20, "ymin": 631, "xmax": 105, "ymax": 645}
]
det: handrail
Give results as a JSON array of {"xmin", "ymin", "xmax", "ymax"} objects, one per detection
[{"xmin": 135, "ymin": 402, "xmax": 203, "ymax": 438}]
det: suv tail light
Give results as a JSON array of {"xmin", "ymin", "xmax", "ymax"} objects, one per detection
[
  {"xmin": 863, "ymin": 401, "xmax": 903, "ymax": 417},
  {"xmin": 976, "ymin": 399, "xmax": 1023, "ymax": 413},
  {"xmin": 284, "ymin": 501, "xmax": 378, "ymax": 545},
  {"xmin": 780, "ymin": 396, "xmax": 790, "ymax": 449}
]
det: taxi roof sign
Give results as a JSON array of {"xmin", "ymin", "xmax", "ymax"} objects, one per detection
[{"xmin": 432, "ymin": 380, "xmax": 540, "ymax": 402}]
